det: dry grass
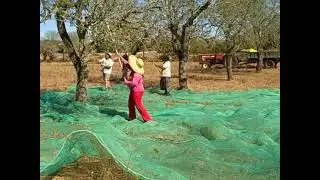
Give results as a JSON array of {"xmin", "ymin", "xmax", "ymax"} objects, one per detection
[{"xmin": 40, "ymin": 61, "xmax": 279, "ymax": 92}]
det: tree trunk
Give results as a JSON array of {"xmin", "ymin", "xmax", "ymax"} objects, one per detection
[
  {"xmin": 232, "ymin": 55, "xmax": 239, "ymax": 68},
  {"xmin": 62, "ymin": 51, "xmax": 65, "ymax": 61},
  {"xmin": 56, "ymin": 14, "xmax": 88, "ymax": 102},
  {"xmin": 256, "ymin": 50, "xmax": 263, "ymax": 72},
  {"xmin": 74, "ymin": 57, "xmax": 89, "ymax": 102},
  {"xmin": 179, "ymin": 56, "xmax": 188, "ymax": 89},
  {"xmin": 172, "ymin": 37, "xmax": 188, "ymax": 89},
  {"xmin": 226, "ymin": 55, "xmax": 233, "ymax": 81},
  {"xmin": 177, "ymin": 45, "xmax": 188, "ymax": 89}
]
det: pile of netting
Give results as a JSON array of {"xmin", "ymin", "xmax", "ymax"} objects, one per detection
[{"xmin": 40, "ymin": 85, "xmax": 280, "ymax": 179}]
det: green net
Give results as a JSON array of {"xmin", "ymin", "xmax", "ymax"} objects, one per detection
[{"xmin": 40, "ymin": 85, "xmax": 280, "ymax": 179}]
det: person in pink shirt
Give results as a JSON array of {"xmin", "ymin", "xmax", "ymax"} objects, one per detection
[{"xmin": 123, "ymin": 55, "xmax": 152, "ymax": 122}]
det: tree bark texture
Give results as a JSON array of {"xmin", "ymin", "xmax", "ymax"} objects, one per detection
[
  {"xmin": 56, "ymin": 15, "xmax": 88, "ymax": 102},
  {"xmin": 226, "ymin": 55, "xmax": 233, "ymax": 81},
  {"xmin": 256, "ymin": 51, "xmax": 263, "ymax": 72},
  {"xmin": 179, "ymin": 52, "xmax": 188, "ymax": 89},
  {"xmin": 75, "ymin": 58, "xmax": 89, "ymax": 102}
]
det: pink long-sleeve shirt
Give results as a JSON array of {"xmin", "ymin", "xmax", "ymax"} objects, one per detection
[{"xmin": 124, "ymin": 73, "xmax": 144, "ymax": 92}]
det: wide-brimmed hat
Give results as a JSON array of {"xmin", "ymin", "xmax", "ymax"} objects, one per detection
[{"xmin": 128, "ymin": 55, "xmax": 144, "ymax": 75}]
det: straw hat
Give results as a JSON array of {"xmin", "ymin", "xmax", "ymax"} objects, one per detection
[{"xmin": 128, "ymin": 55, "xmax": 144, "ymax": 75}]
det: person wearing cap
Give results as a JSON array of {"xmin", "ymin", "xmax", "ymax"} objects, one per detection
[
  {"xmin": 123, "ymin": 55, "xmax": 152, "ymax": 123},
  {"xmin": 154, "ymin": 55, "xmax": 172, "ymax": 95},
  {"xmin": 99, "ymin": 53, "xmax": 114, "ymax": 90}
]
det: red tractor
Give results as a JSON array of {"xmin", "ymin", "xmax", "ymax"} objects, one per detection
[
  {"xmin": 199, "ymin": 53, "xmax": 225, "ymax": 69},
  {"xmin": 199, "ymin": 53, "xmax": 239, "ymax": 69}
]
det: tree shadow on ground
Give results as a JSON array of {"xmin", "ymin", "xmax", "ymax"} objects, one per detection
[{"xmin": 148, "ymin": 88, "xmax": 167, "ymax": 96}]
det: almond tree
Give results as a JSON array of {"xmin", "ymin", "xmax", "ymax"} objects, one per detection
[
  {"xmin": 40, "ymin": 0, "xmax": 120, "ymax": 102},
  {"xmin": 145, "ymin": 0, "xmax": 213, "ymax": 89},
  {"xmin": 210, "ymin": 0, "xmax": 254, "ymax": 80}
]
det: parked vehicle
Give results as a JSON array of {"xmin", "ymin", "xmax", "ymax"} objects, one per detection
[
  {"xmin": 199, "ymin": 53, "xmax": 238, "ymax": 69},
  {"xmin": 246, "ymin": 50, "xmax": 280, "ymax": 68},
  {"xmin": 199, "ymin": 49, "xmax": 280, "ymax": 69}
]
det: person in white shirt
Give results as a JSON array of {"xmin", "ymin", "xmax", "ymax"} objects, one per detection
[
  {"xmin": 99, "ymin": 53, "xmax": 114, "ymax": 90},
  {"xmin": 154, "ymin": 55, "xmax": 171, "ymax": 95}
]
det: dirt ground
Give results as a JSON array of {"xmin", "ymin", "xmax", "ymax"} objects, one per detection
[
  {"xmin": 40, "ymin": 61, "xmax": 280, "ymax": 92},
  {"xmin": 40, "ymin": 60, "xmax": 280, "ymax": 179},
  {"xmin": 41, "ymin": 156, "xmax": 138, "ymax": 180}
]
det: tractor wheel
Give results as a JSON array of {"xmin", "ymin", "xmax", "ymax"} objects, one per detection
[
  {"xmin": 264, "ymin": 60, "xmax": 275, "ymax": 69},
  {"xmin": 202, "ymin": 63, "xmax": 209, "ymax": 69}
]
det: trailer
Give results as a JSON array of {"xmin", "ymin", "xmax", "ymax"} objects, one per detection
[{"xmin": 246, "ymin": 50, "xmax": 280, "ymax": 68}]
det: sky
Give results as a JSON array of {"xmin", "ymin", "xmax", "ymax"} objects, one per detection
[{"xmin": 40, "ymin": 20, "xmax": 76, "ymax": 39}]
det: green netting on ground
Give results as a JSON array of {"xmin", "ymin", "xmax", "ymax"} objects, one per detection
[{"xmin": 40, "ymin": 85, "xmax": 280, "ymax": 180}]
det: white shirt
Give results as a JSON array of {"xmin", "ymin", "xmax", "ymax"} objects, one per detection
[
  {"xmin": 162, "ymin": 61, "xmax": 171, "ymax": 77},
  {"xmin": 99, "ymin": 58, "xmax": 114, "ymax": 74}
]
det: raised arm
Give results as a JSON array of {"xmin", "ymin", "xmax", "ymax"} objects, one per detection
[
  {"xmin": 154, "ymin": 63, "xmax": 164, "ymax": 70},
  {"xmin": 120, "ymin": 56, "xmax": 128, "ymax": 64}
]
